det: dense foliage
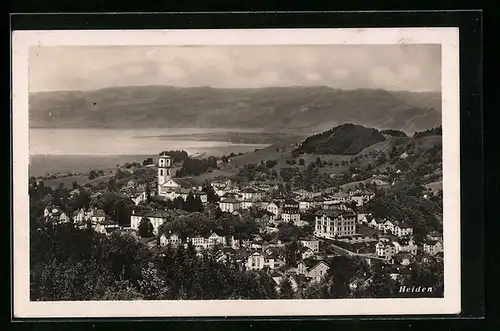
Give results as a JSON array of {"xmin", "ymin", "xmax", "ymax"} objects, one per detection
[
  {"xmin": 30, "ymin": 224, "xmax": 278, "ymax": 301},
  {"xmin": 297, "ymin": 123, "xmax": 386, "ymax": 155},
  {"xmin": 175, "ymin": 157, "xmax": 218, "ymax": 177},
  {"xmin": 413, "ymin": 126, "xmax": 442, "ymax": 138},
  {"xmin": 160, "ymin": 150, "xmax": 189, "ymax": 163},
  {"xmin": 380, "ymin": 129, "xmax": 408, "ymax": 137},
  {"xmin": 237, "ymin": 163, "xmax": 278, "ymax": 182}
]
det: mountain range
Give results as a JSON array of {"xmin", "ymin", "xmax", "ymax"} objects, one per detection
[{"xmin": 29, "ymin": 86, "xmax": 441, "ymax": 134}]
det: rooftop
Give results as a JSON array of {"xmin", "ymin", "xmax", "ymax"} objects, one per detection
[{"xmin": 315, "ymin": 209, "xmax": 356, "ymax": 218}]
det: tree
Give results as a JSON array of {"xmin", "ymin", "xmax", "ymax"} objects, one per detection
[
  {"xmin": 138, "ymin": 267, "xmax": 170, "ymax": 300},
  {"xmin": 265, "ymin": 160, "xmax": 278, "ymax": 168},
  {"xmin": 284, "ymin": 240, "xmax": 300, "ymax": 267},
  {"xmin": 202, "ymin": 184, "xmax": 219, "ymax": 204},
  {"xmin": 298, "ymin": 158, "xmax": 305, "ymax": 166},
  {"xmin": 88, "ymin": 170, "xmax": 98, "ymax": 180},
  {"xmin": 142, "ymin": 157, "xmax": 154, "ymax": 166},
  {"xmin": 138, "ymin": 218, "xmax": 154, "ymax": 237},
  {"xmin": 278, "ymin": 277, "xmax": 294, "ymax": 299},
  {"xmin": 145, "ymin": 182, "xmax": 151, "ymax": 202}
]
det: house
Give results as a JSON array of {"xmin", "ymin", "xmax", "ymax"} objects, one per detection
[
  {"xmin": 131, "ymin": 191, "xmax": 148, "ymax": 206},
  {"xmin": 393, "ymin": 238, "xmax": 418, "ymax": 255},
  {"xmin": 219, "ymin": 198, "xmax": 241, "ymax": 213},
  {"xmin": 240, "ymin": 200, "xmax": 254, "ymax": 210},
  {"xmin": 299, "ymin": 237, "xmax": 320, "ymax": 252},
  {"xmin": 245, "ymin": 252, "xmax": 285, "ymax": 271},
  {"xmin": 298, "ymin": 197, "xmax": 315, "ymax": 211},
  {"xmin": 227, "ymin": 236, "xmax": 240, "ymax": 249},
  {"xmin": 271, "ymin": 271, "xmax": 284, "ymax": 285},
  {"xmin": 208, "ymin": 232, "xmax": 227, "ymax": 246},
  {"xmin": 211, "ymin": 178, "xmax": 232, "ymax": 190},
  {"xmin": 94, "ymin": 220, "xmax": 120, "ymax": 235},
  {"xmin": 423, "ymin": 239, "xmax": 444, "ymax": 256},
  {"xmin": 314, "ymin": 209, "xmax": 357, "ymax": 239},
  {"xmin": 266, "ymin": 202, "xmax": 281, "ymax": 221},
  {"xmin": 293, "ymin": 189, "xmax": 321, "ymax": 200},
  {"xmin": 392, "ymin": 221, "xmax": 414, "ymax": 237},
  {"xmin": 349, "ymin": 190, "xmax": 374, "ymax": 207},
  {"xmin": 220, "ymin": 192, "xmax": 242, "ymax": 200},
  {"xmin": 189, "ymin": 236, "xmax": 212, "ymax": 250},
  {"xmin": 43, "ymin": 206, "xmax": 70, "ymax": 224},
  {"xmin": 72, "ymin": 208, "xmax": 93, "ymax": 225},
  {"xmin": 130, "ymin": 209, "xmax": 170, "ymax": 235},
  {"xmin": 160, "ymin": 233, "xmax": 182, "ymax": 247},
  {"xmin": 375, "ymin": 239, "xmax": 397, "ymax": 260},
  {"xmin": 426, "ymin": 231, "xmax": 443, "ymax": 241},
  {"xmin": 240, "ymin": 187, "xmax": 264, "ymax": 201},
  {"xmin": 282, "ymin": 199, "xmax": 301, "ymax": 224},
  {"xmin": 331, "ymin": 191, "xmax": 349, "ymax": 203},
  {"xmin": 300, "ymin": 246, "xmax": 316, "ymax": 260},
  {"xmin": 297, "ymin": 259, "xmax": 330, "ymax": 283},
  {"xmin": 192, "ymin": 191, "xmax": 208, "ymax": 204},
  {"xmin": 90, "ymin": 209, "xmax": 106, "ymax": 224},
  {"xmin": 382, "ymin": 220, "xmax": 395, "ymax": 233}
]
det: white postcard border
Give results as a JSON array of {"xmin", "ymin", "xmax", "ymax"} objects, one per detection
[{"xmin": 12, "ymin": 28, "xmax": 461, "ymax": 318}]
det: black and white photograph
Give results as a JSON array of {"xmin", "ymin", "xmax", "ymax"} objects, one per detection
[{"xmin": 12, "ymin": 28, "xmax": 461, "ymax": 317}]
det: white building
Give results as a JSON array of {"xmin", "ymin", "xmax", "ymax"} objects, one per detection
[
  {"xmin": 156, "ymin": 152, "xmax": 205, "ymax": 201},
  {"xmin": 130, "ymin": 210, "xmax": 170, "ymax": 235},
  {"xmin": 282, "ymin": 199, "xmax": 300, "ymax": 224},
  {"xmin": 160, "ymin": 233, "xmax": 182, "ymax": 247},
  {"xmin": 297, "ymin": 259, "xmax": 330, "ymax": 283},
  {"xmin": 375, "ymin": 239, "xmax": 397, "ymax": 261},
  {"xmin": 266, "ymin": 202, "xmax": 281, "ymax": 221},
  {"xmin": 392, "ymin": 238, "xmax": 418, "ymax": 255},
  {"xmin": 423, "ymin": 239, "xmax": 444, "ymax": 256},
  {"xmin": 314, "ymin": 209, "xmax": 357, "ymax": 239},
  {"xmin": 245, "ymin": 252, "xmax": 285, "ymax": 271},
  {"xmin": 219, "ymin": 198, "xmax": 241, "ymax": 213},
  {"xmin": 392, "ymin": 222, "xmax": 414, "ymax": 237},
  {"xmin": 300, "ymin": 238, "xmax": 320, "ymax": 252}
]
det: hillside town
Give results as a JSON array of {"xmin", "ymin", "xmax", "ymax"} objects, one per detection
[{"xmin": 32, "ymin": 136, "xmax": 444, "ymax": 299}]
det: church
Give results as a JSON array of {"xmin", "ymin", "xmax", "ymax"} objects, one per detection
[{"xmin": 156, "ymin": 152, "xmax": 208, "ymax": 203}]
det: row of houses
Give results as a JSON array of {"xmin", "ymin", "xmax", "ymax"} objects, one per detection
[
  {"xmin": 375, "ymin": 234, "xmax": 444, "ymax": 261},
  {"xmin": 364, "ymin": 217, "xmax": 414, "ymax": 238}
]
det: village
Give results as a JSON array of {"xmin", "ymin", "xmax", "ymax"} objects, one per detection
[{"xmin": 39, "ymin": 149, "xmax": 444, "ymax": 293}]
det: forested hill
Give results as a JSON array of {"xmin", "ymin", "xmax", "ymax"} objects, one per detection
[
  {"xmin": 380, "ymin": 129, "xmax": 408, "ymax": 137},
  {"xmin": 296, "ymin": 123, "xmax": 387, "ymax": 155},
  {"xmin": 413, "ymin": 126, "xmax": 442, "ymax": 138},
  {"xmin": 29, "ymin": 86, "xmax": 441, "ymax": 133}
]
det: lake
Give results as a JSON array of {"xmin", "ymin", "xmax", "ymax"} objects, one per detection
[{"xmin": 29, "ymin": 128, "xmax": 270, "ymax": 176}]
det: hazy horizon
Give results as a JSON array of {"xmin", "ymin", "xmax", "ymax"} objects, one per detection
[{"xmin": 29, "ymin": 84, "xmax": 442, "ymax": 95}]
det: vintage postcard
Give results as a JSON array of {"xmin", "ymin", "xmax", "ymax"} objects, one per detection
[{"xmin": 12, "ymin": 28, "xmax": 461, "ymax": 318}]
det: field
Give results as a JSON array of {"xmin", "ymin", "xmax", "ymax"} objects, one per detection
[{"xmin": 43, "ymin": 173, "xmax": 115, "ymax": 189}]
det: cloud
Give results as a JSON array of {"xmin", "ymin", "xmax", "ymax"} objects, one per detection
[{"xmin": 29, "ymin": 44, "xmax": 441, "ymax": 93}]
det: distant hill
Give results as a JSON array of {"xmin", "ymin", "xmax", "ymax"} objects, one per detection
[
  {"xmin": 296, "ymin": 123, "xmax": 387, "ymax": 155},
  {"xmin": 413, "ymin": 126, "xmax": 442, "ymax": 138},
  {"xmin": 29, "ymin": 86, "xmax": 441, "ymax": 133}
]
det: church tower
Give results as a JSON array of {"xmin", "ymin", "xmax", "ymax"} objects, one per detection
[{"xmin": 158, "ymin": 152, "xmax": 173, "ymax": 194}]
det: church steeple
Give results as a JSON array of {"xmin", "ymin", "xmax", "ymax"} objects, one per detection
[{"xmin": 158, "ymin": 152, "xmax": 173, "ymax": 193}]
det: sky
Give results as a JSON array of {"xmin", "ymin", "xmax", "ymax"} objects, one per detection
[{"xmin": 29, "ymin": 44, "xmax": 441, "ymax": 93}]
